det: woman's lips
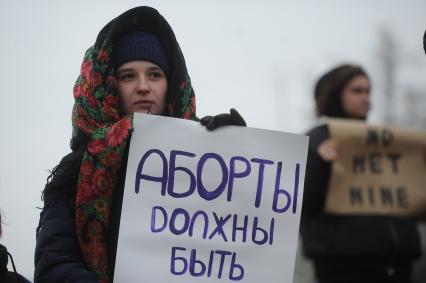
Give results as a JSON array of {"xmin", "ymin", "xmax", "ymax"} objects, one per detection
[
  {"xmin": 132, "ymin": 101, "xmax": 154, "ymax": 113},
  {"xmin": 134, "ymin": 101, "xmax": 154, "ymax": 107}
]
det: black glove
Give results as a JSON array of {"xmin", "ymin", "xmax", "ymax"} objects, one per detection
[{"xmin": 200, "ymin": 108, "xmax": 247, "ymax": 131}]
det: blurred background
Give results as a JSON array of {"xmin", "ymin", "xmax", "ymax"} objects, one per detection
[{"xmin": 0, "ymin": 0, "xmax": 425, "ymax": 282}]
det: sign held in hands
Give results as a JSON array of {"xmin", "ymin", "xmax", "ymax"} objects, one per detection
[
  {"xmin": 325, "ymin": 118, "xmax": 426, "ymax": 218},
  {"xmin": 114, "ymin": 113, "xmax": 309, "ymax": 282}
]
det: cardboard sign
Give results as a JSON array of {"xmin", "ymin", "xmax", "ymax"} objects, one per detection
[
  {"xmin": 114, "ymin": 113, "xmax": 308, "ymax": 282},
  {"xmin": 325, "ymin": 118, "xmax": 426, "ymax": 217}
]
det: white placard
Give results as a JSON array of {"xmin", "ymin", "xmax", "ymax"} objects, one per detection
[{"xmin": 114, "ymin": 113, "xmax": 308, "ymax": 282}]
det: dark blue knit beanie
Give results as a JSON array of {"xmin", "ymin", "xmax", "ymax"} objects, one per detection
[{"xmin": 113, "ymin": 31, "xmax": 169, "ymax": 75}]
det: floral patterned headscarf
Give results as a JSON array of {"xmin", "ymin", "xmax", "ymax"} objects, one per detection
[{"xmin": 72, "ymin": 6, "xmax": 196, "ymax": 282}]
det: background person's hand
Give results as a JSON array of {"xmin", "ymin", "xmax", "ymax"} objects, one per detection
[
  {"xmin": 317, "ymin": 139, "xmax": 338, "ymax": 161},
  {"xmin": 200, "ymin": 108, "xmax": 247, "ymax": 131}
]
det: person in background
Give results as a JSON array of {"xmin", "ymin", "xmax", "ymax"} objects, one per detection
[
  {"xmin": 300, "ymin": 64, "xmax": 422, "ymax": 283},
  {"xmin": 34, "ymin": 6, "xmax": 245, "ymax": 283},
  {"xmin": 0, "ymin": 213, "xmax": 30, "ymax": 283},
  {"xmin": 423, "ymin": 29, "xmax": 425, "ymax": 54}
]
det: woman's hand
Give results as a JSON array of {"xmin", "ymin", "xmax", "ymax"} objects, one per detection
[{"xmin": 317, "ymin": 139, "xmax": 338, "ymax": 161}]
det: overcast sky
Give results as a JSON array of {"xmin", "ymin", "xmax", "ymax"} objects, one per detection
[{"xmin": 0, "ymin": 0, "xmax": 425, "ymax": 280}]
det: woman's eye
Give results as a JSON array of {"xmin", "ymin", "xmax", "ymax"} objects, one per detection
[
  {"xmin": 118, "ymin": 73, "xmax": 134, "ymax": 81},
  {"xmin": 351, "ymin": 87, "xmax": 369, "ymax": 94},
  {"xmin": 148, "ymin": 71, "xmax": 164, "ymax": 79}
]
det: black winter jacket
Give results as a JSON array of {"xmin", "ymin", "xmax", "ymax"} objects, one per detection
[
  {"xmin": 34, "ymin": 153, "xmax": 127, "ymax": 282},
  {"xmin": 300, "ymin": 124, "xmax": 422, "ymax": 262}
]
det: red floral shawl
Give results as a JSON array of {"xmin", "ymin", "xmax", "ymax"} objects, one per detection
[{"xmin": 72, "ymin": 6, "xmax": 196, "ymax": 282}]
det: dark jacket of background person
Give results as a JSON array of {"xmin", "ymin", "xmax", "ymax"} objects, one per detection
[
  {"xmin": 300, "ymin": 64, "xmax": 422, "ymax": 283},
  {"xmin": 1, "ymin": 225, "xmax": 29, "ymax": 283}
]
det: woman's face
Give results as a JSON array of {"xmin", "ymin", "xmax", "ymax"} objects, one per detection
[
  {"xmin": 116, "ymin": 60, "xmax": 168, "ymax": 115},
  {"xmin": 341, "ymin": 75, "xmax": 371, "ymax": 119}
]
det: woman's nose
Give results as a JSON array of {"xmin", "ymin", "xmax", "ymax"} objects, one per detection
[
  {"xmin": 362, "ymin": 93, "xmax": 370, "ymax": 103},
  {"xmin": 136, "ymin": 77, "xmax": 149, "ymax": 94}
]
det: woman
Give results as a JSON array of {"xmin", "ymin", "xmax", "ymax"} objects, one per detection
[
  {"xmin": 34, "ymin": 6, "xmax": 245, "ymax": 283},
  {"xmin": 300, "ymin": 64, "xmax": 421, "ymax": 283}
]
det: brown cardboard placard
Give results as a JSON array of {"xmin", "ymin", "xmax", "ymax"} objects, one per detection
[{"xmin": 324, "ymin": 118, "xmax": 426, "ymax": 218}]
